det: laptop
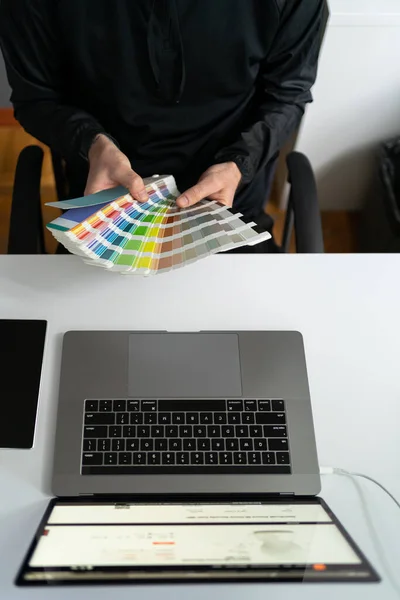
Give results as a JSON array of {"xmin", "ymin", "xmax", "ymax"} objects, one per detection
[{"xmin": 16, "ymin": 330, "xmax": 380, "ymax": 585}]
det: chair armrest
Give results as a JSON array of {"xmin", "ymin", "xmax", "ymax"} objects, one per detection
[
  {"xmin": 282, "ymin": 151, "xmax": 324, "ymax": 254},
  {"xmin": 7, "ymin": 145, "xmax": 45, "ymax": 254}
]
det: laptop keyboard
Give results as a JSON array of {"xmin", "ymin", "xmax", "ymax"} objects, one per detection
[{"xmin": 81, "ymin": 399, "xmax": 291, "ymax": 475}]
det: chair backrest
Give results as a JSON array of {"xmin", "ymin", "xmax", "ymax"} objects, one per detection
[{"xmin": 8, "ymin": 145, "xmax": 46, "ymax": 254}]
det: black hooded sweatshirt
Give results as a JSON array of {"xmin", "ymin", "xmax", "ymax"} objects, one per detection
[{"xmin": 0, "ymin": 0, "xmax": 325, "ymax": 217}]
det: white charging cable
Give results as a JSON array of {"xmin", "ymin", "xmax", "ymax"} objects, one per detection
[
  {"xmin": 320, "ymin": 467, "xmax": 400, "ymax": 511},
  {"xmin": 320, "ymin": 466, "xmax": 400, "ymax": 598}
]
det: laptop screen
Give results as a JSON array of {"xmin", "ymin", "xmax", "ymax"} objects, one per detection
[{"xmin": 17, "ymin": 499, "xmax": 379, "ymax": 585}]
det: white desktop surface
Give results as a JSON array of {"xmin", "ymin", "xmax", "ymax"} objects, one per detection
[{"xmin": 0, "ymin": 254, "xmax": 399, "ymax": 599}]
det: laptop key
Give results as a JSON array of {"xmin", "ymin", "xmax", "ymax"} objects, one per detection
[
  {"xmin": 214, "ymin": 413, "xmax": 227, "ymax": 424},
  {"xmin": 211, "ymin": 439, "xmax": 224, "ymax": 451},
  {"xmin": 169, "ymin": 439, "xmax": 182, "ymax": 451},
  {"xmin": 159, "ymin": 413, "xmax": 171, "ymax": 425},
  {"xmin": 222, "ymin": 426, "xmax": 235, "ymax": 437},
  {"xmin": 205, "ymin": 452, "xmax": 218, "ymax": 465},
  {"xmin": 111, "ymin": 439, "xmax": 125, "ymax": 451},
  {"xmin": 248, "ymin": 452, "xmax": 261, "ymax": 464},
  {"xmin": 155, "ymin": 439, "xmax": 168, "ymax": 451},
  {"xmin": 235, "ymin": 425, "xmax": 249, "ymax": 437},
  {"xmin": 98, "ymin": 439, "xmax": 111, "ymax": 452},
  {"xmin": 104, "ymin": 452, "xmax": 118, "ymax": 465},
  {"xmin": 244, "ymin": 400, "xmax": 257, "ymax": 411},
  {"xmin": 99, "ymin": 400, "xmax": 112, "ymax": 412},
  {"xmin": 140, "ymin": 439, "xmax": 154, "ymax": 451},
  {"xmin": 118, "ymin": 452, "xmax": 132, "ymax": 465},
  {"xmin": 141, "ymin": 400, "xmax": 157, "ymax": 412},
  {"xmin": 82, "ymin": 453, "xmax": 103, "ymax": 465},
  {"xmin": 240, "ymin": 439, "xmax": 253, "ymax": 451},
  {"xmin": 116, "ymin": 412, "xmax": 129, "ymax": 425},
  {"xmin": 172, "ymin": 413, "xmax": 185, "ymax": 424},
  {"xmin": 127, "ymin": 400, "xmax": 140, "ymax": 412},
  {"xmin": 250, "ymin": 426, "xmax": 263, "ymax": 437},
  {"xmin": 254, "ymin": 438, "xmax": 268, "ymax": 450},
  {"xmin": 123, "ymin": 426, "xmax": 136, "ymax": 438},
  {"xmin": 179, "ymin": 426, "xmax": 192, "ymax": 438},
  {"xmin": 126, "ymin": 439, "xmax": 139, "ymax": 451},
  {"xmin": 200, "ymin": 413, "xmax": 213, "ymax": 424},
  {"xmin": 113, "ymin": 400, "xmax": 126, "ymax": 412},
  {"xmin": 84, "ymin": 426, "xmax": 107, "ymax": 438},
  {"xmin": 233, "ymin": 452, "xmax": 247, "ymax": 465},
  {"xmin": 272, "ymin": 400, "xmax": 285, "ymax": 411},
  {"xmin": 269, "ymin": 439, "xmax": 289, "ymax": 451},
  {"xmin": 186, "ymin": 413, "xmax": 199, "ymax": 424},
  {"xmin": 83, "ymin": 439, "xmax": 96, "ymax": 451},
  {"xmin": 190, "ymin": 452, "xmax": 204, "ymax": 465},
  {"xmin": 144, "ymin": 413, "xmax": 157, "ymax": 425},
  {"xmin": 262, "ymin": 452, "xmax": 276, "ymax": 464},
  {"xmin": 183, "ymin": 439, "xmax": 196, "ymax": 451},
  {"xmin": 151, "ymin": 426, "xmax": 164, "ymax": 438},
  {"xmin": 85, "ymin": 413, "xmax": 115, "ymax": 425},
  {"xmin": 109, "ymin": 426, "xmax": 122, "ymax": 438},
  {"xmin": 137, "ymin": 426, "xmax": 150, "ymax": 437},
  {"xmin": 226, "ymin": 439, "xmax": 239, "ymax": 451},
  {"xmin": 219, "ymin": 452, "xmax": 233, "ymax": 465},
  {"xmin": 130, "ymin": 413, "xmax": 143, "ymax": 425},
  {"xmin": 194, "ymin": 426, "xmax": 206, "ymax": 437},
  {"xmin": 277, "ymin": 452, "xmax": 290, "ymax": 464},
  {"xmin": 177, "ymin": 452, "xmax": 190, "ymax": 465},
  {"xmin": 85, "ymin": 400, "xmax": 98, "ymax": 412},
  {"xmin": 162, "ymin": 452, "xmax": 175, "ymax": 465},
  {"xmin": 228, "ymin": 413, "xmax": 241, "ymax": 424},
  {"xmin": 207, "ymin": 425, "xmax": 221, "ymax": 437},
  {"xmin": 148, "ymin": 452, "xmax": 161, "ymax": 465},
  {"xmin": 227, "ymin": 400, "xmax": 243, "ymax": 411},
  {"xmin": 133, "ymin": 452, "xmax": 147, "ymax": 465},
  {"xmin": 256, "ymin": 413, "xmax": 286, "ymax": 425},
  {"xmin": 197, "ymin": 439, "xmax": 211, "ymax": 451},
  {"xmin": 264, "ymin": 426, "xmax": 287, "ymax": 438},
  {"xmin": 258, "ymin": 400, "xmax": 271, "ymax": 411},
  {"xmin": 166, "ymin": 426, "xmax": 180, "ymax": 437},
  {"xmin": 242, "ymin": 413, "xmax": 255, "ymax": 424}
]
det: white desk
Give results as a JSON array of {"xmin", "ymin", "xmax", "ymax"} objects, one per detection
[{"xmin": 0, "ymin": 255, "xmax": 399, "ymax": 599}]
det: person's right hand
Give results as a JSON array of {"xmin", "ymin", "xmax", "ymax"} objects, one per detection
[{"xmin": 85, "ymin": 134, "xmax": 149, "ymax": 202}]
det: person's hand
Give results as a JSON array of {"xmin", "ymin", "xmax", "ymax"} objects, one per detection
[
  {"xmin": 176, "ymin": 162, "xmax": 242, "ymax": 208},
  {"xmin": 85, "ymin": 134, "xmax": 149, "ymax": 202}
]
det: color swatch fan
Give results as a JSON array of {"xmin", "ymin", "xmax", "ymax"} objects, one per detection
[{"xmin": 46, "ymin": 175, "xmax": 271, "ymax": 275}]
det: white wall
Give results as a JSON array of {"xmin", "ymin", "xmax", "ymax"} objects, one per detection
[{"xmin": 297, "ymin": 0, "xmax": 400, "ymax": 210}]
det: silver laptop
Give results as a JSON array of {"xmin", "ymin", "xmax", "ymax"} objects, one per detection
[
  {"xmin": 52, "ymin": 330, "xmax": 320, "ymax": 497},
  {"xmin": 17, "ymin": 330, "xmax": 380, "ymax": 585}
]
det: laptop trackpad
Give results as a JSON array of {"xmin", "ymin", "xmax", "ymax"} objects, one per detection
[{"xmin": 128, "ymin": 333, "xmax": 242, "ymax": 398}]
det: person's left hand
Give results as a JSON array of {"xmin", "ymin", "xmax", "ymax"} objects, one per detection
[{"xmin": 176, "ymin": 162, "xmax": 242, "ymax": 208}]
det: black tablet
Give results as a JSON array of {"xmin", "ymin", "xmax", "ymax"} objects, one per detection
[
  {"xmin": 16, "ymin": 497, "xmax": 380, "ymax": 586},
  {"xmin": 0, "ymin": 319, "xmax": 47, "ymax": 449}
]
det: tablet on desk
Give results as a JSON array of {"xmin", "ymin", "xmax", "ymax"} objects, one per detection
[
  {"xmin": 0, "ymin": 319, "xmax": 47, "ymax": 449},
  {"xmin": 16, "ymin": 497, "xmax": 380, "ymax": 586}
]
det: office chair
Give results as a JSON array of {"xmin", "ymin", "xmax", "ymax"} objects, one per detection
[{"xmin": 7, "ymin": 146, "xmax": 324, "ymax": 255}]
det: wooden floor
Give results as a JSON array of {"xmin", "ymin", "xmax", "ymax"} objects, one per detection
[{"xmin": 0, "ymin": 121, "xmax": 360, "ymax": 255}]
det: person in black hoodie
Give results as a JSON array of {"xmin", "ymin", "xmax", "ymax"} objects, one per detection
[{"xmin": 0, "ymin": 0, "xmax": 325, "ymax": 223}]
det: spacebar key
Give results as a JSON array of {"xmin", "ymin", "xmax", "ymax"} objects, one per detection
[{"xmin": 158, "ymin": 400, "xmax": 226, "ymax": 411}]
